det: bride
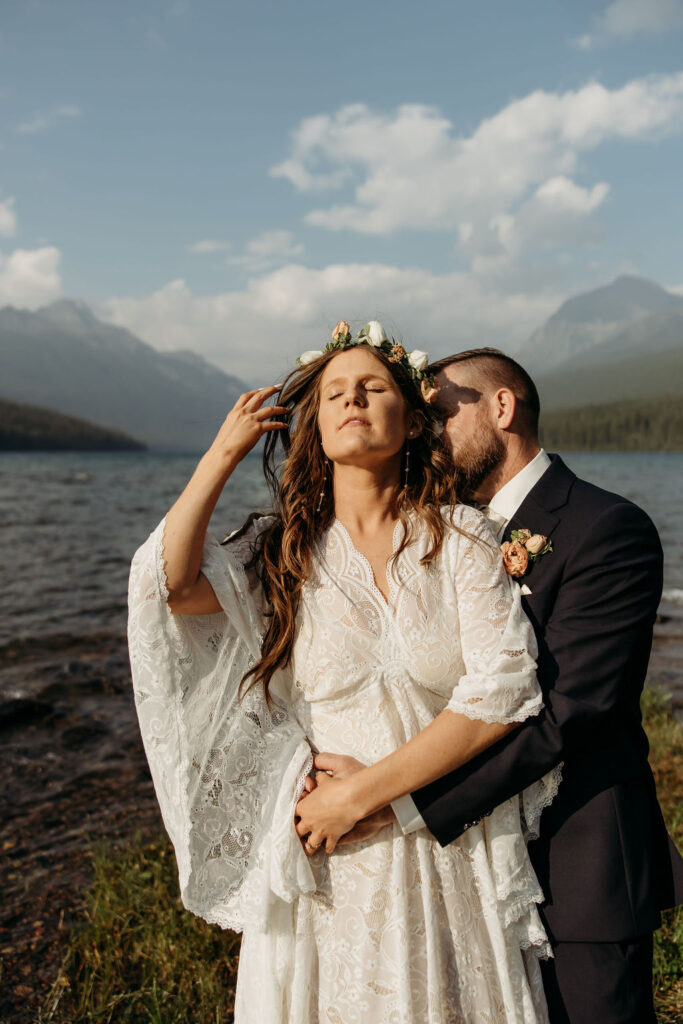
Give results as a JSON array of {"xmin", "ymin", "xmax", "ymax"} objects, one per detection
[{"xmin": 128, "ymin": 320, "xmax": 558, "ymax": 1023}]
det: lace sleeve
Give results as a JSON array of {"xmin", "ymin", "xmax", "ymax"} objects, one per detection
[
  {"xmin": 446, "ymin": 508, "xmax": 542, "ymax": 725},
  {"xmin": 127, "ymin": 517, "xmax": 315, "ymax": 934},
  {"xmin": 445, "ymin": 507, "xmax": 562, "ymax": 843}
]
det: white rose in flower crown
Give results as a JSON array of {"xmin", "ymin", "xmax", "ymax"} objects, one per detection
[
  {"xmin": 408, "ymin": 349, "xmax": 429, "ymax": 372},
  {"xmin": 363, "ymin": 321, "xmax": 388, "ymax": 347},
  {"xmin": 298, "ymin": 349, "xmax": 324, "ymax": 365}
]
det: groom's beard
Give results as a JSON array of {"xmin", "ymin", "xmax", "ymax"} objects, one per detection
[{"xmin": 449, "ymin": 419, "xmax": 505, "ymax": 501}]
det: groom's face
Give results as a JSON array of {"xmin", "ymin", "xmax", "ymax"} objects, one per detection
[{"xmin": 434, "ymin": 365, "xmax": 505, "ymax": 499}]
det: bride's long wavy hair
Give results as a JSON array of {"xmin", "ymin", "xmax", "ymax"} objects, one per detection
[{"xmin": 233, "ymin": 343, "xmax": 459, "ymax": 699}]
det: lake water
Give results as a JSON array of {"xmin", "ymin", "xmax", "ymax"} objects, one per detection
[{"xmin": 1, "ymin": 450, "xmax": 682, "ymax": 700}]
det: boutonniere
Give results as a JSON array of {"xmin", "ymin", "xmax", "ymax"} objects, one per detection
[{"xmin": 500, "ymin": 529, "xmax": 553, "ymax": 578}]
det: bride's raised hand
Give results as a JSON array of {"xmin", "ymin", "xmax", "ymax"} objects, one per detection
[{"xmin": 208, "ymin": 385, "xmax": 287, "ymax": 466}]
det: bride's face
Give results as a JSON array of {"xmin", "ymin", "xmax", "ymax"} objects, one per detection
[{"xmin": 317, "ymin": 347, "xmax": 417, "ymax": 469}]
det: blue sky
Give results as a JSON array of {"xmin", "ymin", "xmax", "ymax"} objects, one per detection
[{"xmin": 2, "ymin": 0, "xmax": 683, "ymax": 380}]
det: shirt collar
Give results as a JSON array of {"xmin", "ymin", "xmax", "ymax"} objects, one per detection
[{"xmin": 488, "ymin": 449, "xmax": 551, "ymax": 526}]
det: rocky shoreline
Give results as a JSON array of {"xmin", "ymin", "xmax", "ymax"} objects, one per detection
[
  {"xmin": 0, "ymin": 634, "xmax": 161, "ymax": 1023},
  {"xmin": 1, "ymin": 625, "xmax": 681, "ymax": 1023}
]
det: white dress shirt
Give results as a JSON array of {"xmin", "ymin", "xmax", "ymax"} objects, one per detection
[{"xmin": 391, "ymin": 448, "xmax": 552, "ymax": 834}]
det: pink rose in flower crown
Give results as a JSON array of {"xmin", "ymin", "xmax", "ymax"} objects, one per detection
[
  {"xmin": 500, "ymin": 540, "xmax": 529, "ymax": 578},
  {"xmin": 332, "ymin": 320, "xmax": 351, "ymax": 342},
  {"xmin": 525, "ymin": 533, "xmax": 547, "ymax": 555}
]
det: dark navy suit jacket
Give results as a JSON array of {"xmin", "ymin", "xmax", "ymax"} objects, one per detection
[{"xmin": 413, "ymin": 454, "xmax": 683, "ymax": 942}]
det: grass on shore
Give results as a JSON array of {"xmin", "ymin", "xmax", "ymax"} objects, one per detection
[
  {"xmin": 42, "ymin": 686, "xmax": 683, "ymax": 1024},
  {"xmin": 39, "ymin": 840, "xmax": 240, "ymax": 1024},
  {"xmin": 642, "ymin": 687, "xmax": 683, "ymax": 1023}
]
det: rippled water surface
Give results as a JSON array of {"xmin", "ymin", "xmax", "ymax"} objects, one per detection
[
  {"xmin": 1, "ymin": 450, "xmax": 682, "ymax": 648},
  {"xmin": 0, "ymin": 451, "xmax": 270, "ymax": 646}
]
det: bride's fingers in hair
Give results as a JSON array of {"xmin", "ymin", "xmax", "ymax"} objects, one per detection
[
  {"xmin": 259, "ymin": 421, "xmax": 287, "ymax": 433},
  {"xmin": 235, "ymin": 387, "xmax": 266, "ymax": 408},
  {"xmin": 253, "ymin": 405, "xmax": 288, "ymax": 421},
  {"xmin": 243, "ymin": 385, "xmax": 281, "ymax": 410}
]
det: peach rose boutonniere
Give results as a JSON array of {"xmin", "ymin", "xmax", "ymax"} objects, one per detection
[{"xmin": 501, "ymin": 529, "xmax": 553, "ymax": 578}]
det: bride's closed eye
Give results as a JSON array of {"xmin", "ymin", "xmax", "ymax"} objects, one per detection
[{"xmin": 327, "ymin": 385, "xmax": 387, "ymax": 399}]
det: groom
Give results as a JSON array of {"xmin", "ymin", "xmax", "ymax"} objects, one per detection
[{"xmin": 312, "ymin": 348, "xmax": 683, "ymax": 1023}]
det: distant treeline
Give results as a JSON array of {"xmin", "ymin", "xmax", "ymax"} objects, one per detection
[
  {"xmin": 539, "ymin": 394, "xmax": 683, "ymax": 452},
  {"xmin": 0, "ymin": 397, "xmax": 145, "ymax": 451}
]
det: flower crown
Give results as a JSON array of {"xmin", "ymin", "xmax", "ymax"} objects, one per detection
[{"xmin": 296, "ymin": 320, "xmax": 439, "ymax": 404}]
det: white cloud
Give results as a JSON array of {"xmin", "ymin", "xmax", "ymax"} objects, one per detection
[
  {"xmin": 0, "ymin": 196, "xmax": 62, "ymax": 307},
  {"xmin": 99, "ymin": 261, "xmax": 561, "ymax": 382},
  {"xmin": 0, "ymin": 195, "xmax": 17, "ymax": 237},
  {"xmin": 270, "ymin": 74, "xmax": 683, "ymax": 249},
  {"xmin": 534, "ymin": 177, "xmax": 610, "ymax": 213},
  {"xmin": 187, "ymin": 232, "xmax": 304, "ymax": 269},
  {"xmin": 187, "ymin": 239, "xmax": 232, "ymax": 254},
  {"xmin": 18, "ymin": 104, "xmax": 82, "ymax": 134},
  {"xmin": 577, "ymin": 0, "xmax": 683, "ymax": 48},
  {"xmin": 0, "ymin": 246, "xmax": 62, "ymax": 308},
  {"xmin": 230, "ymin": 230, "xmax": 304, "ymax": 272},
  {"xmin": 55, "ymin": 104, "xmax": 82, "ymax": 118},
  {"xmin": 458, "ymin": 177, "xmax": 610, "ymax": 271}
]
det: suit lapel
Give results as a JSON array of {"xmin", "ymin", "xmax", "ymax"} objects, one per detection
[
  {"xmin": 506, "ymin": 495, "xmax": 560, "ymax": 545},
  {"xmin": 503, "ymin": 454, "xmax": 575, "ymax": 590},
  {"xmin": 504, "ymin": 453, "xmax": 575, "ymax": 542}
]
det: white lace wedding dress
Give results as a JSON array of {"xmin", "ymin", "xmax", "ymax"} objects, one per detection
[{"xmin": 128, "ymin": 505, "xmax": 559, "ymax": 1023}]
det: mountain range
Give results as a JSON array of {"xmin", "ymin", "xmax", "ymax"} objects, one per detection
[
  {"xmin": 0, "ymin": 276, "xmax": 681, "ymax": 449},
  {"xmin": 517, "ymin": 275, "xmax": 683, "ymax": 410},
  {"xmin": 0, "ymin": 300, "xmax": 245, "ymax": 450}
]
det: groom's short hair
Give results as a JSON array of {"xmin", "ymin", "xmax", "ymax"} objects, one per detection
[{"xmin": 429, "ymin": 348, "xmax": 541, "ymax": 435}]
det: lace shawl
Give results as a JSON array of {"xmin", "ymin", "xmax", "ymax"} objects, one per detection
[{"xmin": 128, "ymin": 516, "xmax": 315, "ymax": 933}]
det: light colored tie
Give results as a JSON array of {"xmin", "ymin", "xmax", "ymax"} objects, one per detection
[{"xmin": 477, "ymin": 504, "xmax": 507, "ymax": 541}]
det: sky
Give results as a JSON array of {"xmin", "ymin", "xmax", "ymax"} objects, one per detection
[{"xmin": 2, "ymin": 0, "xmax": 683, "ymax": 382}]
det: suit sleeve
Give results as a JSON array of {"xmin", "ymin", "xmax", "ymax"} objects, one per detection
[{"xmin": 412, "ymin": 500, "xmax": 664, "ymax": 846}]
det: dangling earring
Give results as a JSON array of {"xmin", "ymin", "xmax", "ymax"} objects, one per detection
[
  {"xmin": 316, "ymin": 460, "xmax": 329, "ymax": 513},
  {"xmin": 403, "ymin": 435, "xmax": 412, "ymax": 490}
]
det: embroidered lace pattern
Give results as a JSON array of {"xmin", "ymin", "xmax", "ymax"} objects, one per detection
[{"xmin": 128, "ymin": 505, "xmax": 558, "ymax": 1023}]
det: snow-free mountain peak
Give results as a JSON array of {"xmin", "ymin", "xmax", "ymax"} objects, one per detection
[
  {"xmin": 39, "ymin": 298, "xmax": 101, "ymax": 329},
  {"xmin": 548, "ymin": 274, "xmax": 683, "ymax": 327},
  {"xmin": 0, "ymin": 299, "xmax": 246, "ymax": 451},
  {"xmin": 516, "ymin": 274, "xmax": 683, "ymax": 377}
]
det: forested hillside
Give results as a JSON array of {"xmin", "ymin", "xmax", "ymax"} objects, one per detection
[
  {"xmin": 539, "ymin": 394, "xmax": 683, "ymax": 451},
  {"xmin": 0, "ymin": 397, "xmax": 145, "ymax": 451}
]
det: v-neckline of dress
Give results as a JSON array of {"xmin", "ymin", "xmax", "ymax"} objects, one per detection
[{"xmin": 332, "ymin": 518, "xmax": 403, "ymax": 609}]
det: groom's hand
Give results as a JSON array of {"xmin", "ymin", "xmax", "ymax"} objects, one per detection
[
  {"xmin": 337, "ymin": 805, "xmax": 397, "ymax": 845},
  {"xmin": 311, "ymin": 753, "xmax": 397, "ymax": 847}
]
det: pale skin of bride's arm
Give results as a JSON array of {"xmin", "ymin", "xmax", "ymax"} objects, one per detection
[
  {"xmin": 163, "ymin": 386, "xmax": 286, "ymax": 615},
  {"xmin": 295, "ymin": 711, "xmax": 519, "ymax": 853}
]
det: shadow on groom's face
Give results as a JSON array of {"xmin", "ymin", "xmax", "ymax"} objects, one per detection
[{"xmin": 434, "ymin": 370, "xmax": 505, "ymax": 500}]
